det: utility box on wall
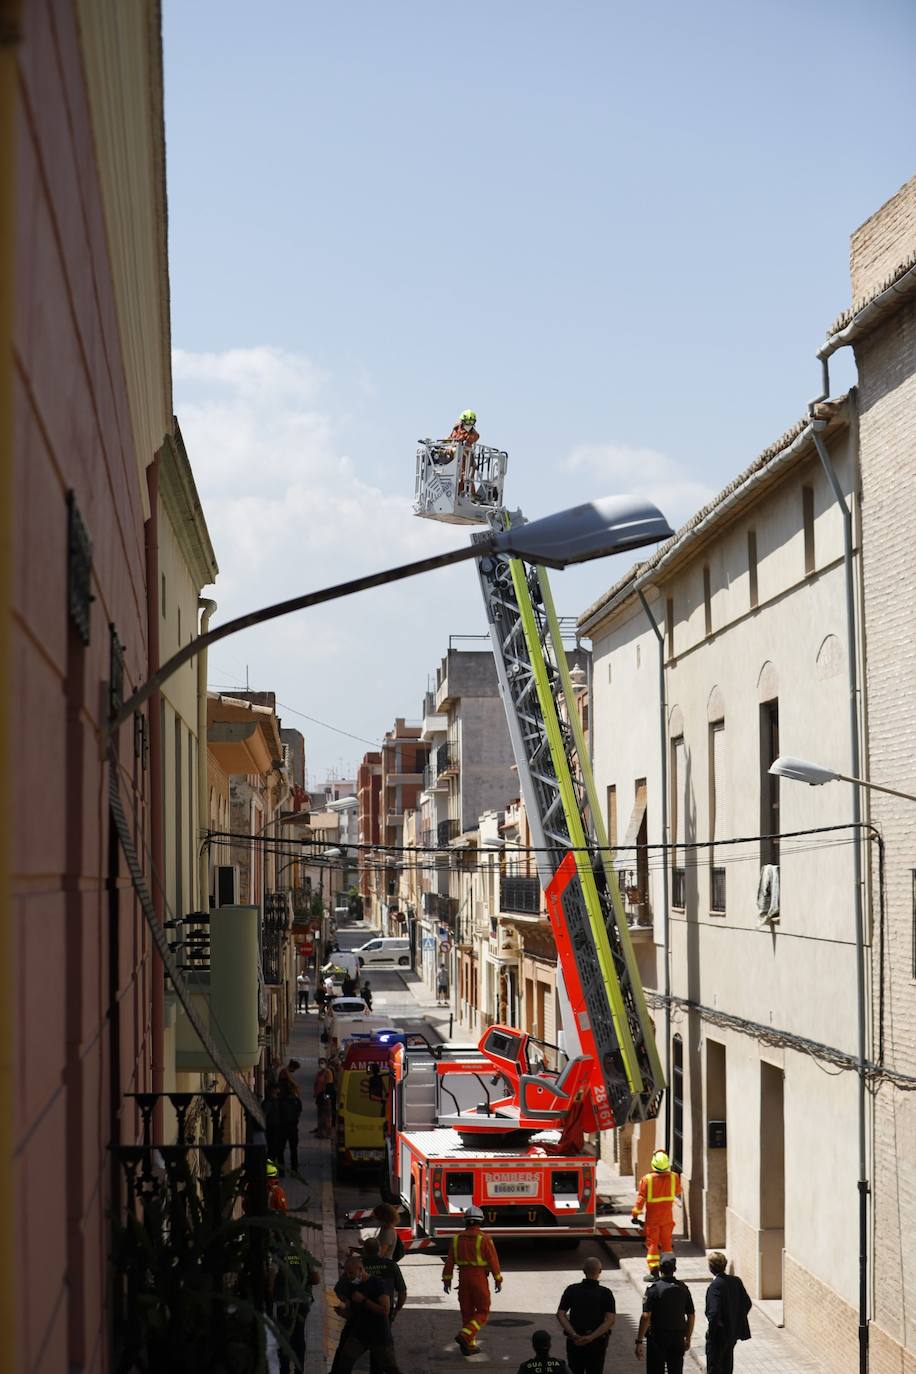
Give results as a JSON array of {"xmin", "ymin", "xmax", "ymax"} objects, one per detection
[
  {"xmin": 175, "ymin": 904, "xmax": 260, "ymax": 1071},
  {"xmin": 708, "ymin": 1120, "xmax": 727, "ymax": 1149}
]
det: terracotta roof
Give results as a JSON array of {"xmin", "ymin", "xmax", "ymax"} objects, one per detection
[
  {"xmin": 577, "ymin": 397, "xmax": 849, "ymax": 634},
  {"xmin": 826, "ymin": 250, "xmax": 916, "ymax": 338}
]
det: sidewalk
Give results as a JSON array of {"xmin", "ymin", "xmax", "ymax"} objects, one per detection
[{"xmin": 274, "ymin": 1005, "xmax": 340, "ymax": 1374}]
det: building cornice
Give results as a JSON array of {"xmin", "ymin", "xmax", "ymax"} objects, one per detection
[
  {"xmin": 160, "ymin": 418, "xmax": 219, "ymax": 588},
  {"xmin": 578, "ymin": 396, "xmax": 850, "ymax": 639}
]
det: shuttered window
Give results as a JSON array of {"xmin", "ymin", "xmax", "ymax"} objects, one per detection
[
  {"xmin": 710, "ymin": 722, "xmax": 726, "ymax": 912},
  {"xmin": 671, "ymin": 738, "xmax": 686, "ymax": 908}
]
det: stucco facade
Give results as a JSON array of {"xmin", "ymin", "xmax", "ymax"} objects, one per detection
[{"xmin": 581, "ymin": 404, "xmax": 865, "ymax": 1360}]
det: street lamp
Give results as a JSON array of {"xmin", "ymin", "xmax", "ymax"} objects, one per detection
[
  {"xmin": 106, "ymin": 495, "xmax": 673, "ymax": 739},
  {"xmin": 770, "ymin": 754, "xmax": 916, "ymax": 803}
]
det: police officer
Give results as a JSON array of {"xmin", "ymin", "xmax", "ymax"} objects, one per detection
[
  {"xmin": 517, "ymin": 1329, "xmax": 571, "ymax": 1374},
  {"xmin": 442, "ymin": 1205, "xmax": 503, "ymax": 1356},
  {"xmin": 636, "ymin": 1254, "xmax": 695, "ymax": 1373}
]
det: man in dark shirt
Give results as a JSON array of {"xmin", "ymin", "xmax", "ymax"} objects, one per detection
[
  {"xmin": 518, "ymin": 1328, "xmax": 572, "ymax": 1374},
  {"xmin": 556, "ymin": 1257, "xmax": 617, "ymax": 1373},
  {"xmin": 331, "ymin": 1255, "xmax": 402, "ymax": 1373},
  {"xmin": 636, "ymin": 1254, "xmax": 695, "ymax": 1373},
  {"xmin": 361, "ymin": 1236, "xmax": 407, "ymax": 1323},
  {"xmin": 705, "ymin": 1251, "xmax": 752, "ymax": 1374}
]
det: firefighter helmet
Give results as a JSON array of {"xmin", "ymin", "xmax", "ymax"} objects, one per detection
[
  {"xmin": 651, "ymin": 1150, "xmax": 671, "ymax": 1172},
  {"xmin": 461, "ymin": 410, "xmax": 477, "ymax": 424},
  {"xmin": 464, "ymin": 1205, "xmax": 485, "ymax": 1225},
  {"xmin": 266, "ymin": 1159, "xmax": 279, "ymax": 1178}
]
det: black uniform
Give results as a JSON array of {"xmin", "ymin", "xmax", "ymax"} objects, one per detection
[
  {"xmin": 331, "ymin": 1275, "xmax": 401, "ymax": 1374},
  {"xmin": 705, "ymin": 1272, "xmax": 752, "ymax": 1374},
  {"xmin": 643, "ymin": 1275, "xmax": 695, "ymax": 1374},
  {"xmin": 557, "ymin": 1278, "xmax": 615, "ymax": 1374}
]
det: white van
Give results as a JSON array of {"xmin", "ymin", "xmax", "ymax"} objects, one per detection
[{"xmin": 354, "ymin": 936, "xmax": 411, "ymax": 968}]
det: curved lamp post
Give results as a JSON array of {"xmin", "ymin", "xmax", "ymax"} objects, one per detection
[
  {"xmin": 106, "ymin": 495, "xmax": 673, "ymax": 741},
  {"xmin": 770, "ymin": 754, "xmax": 916, "ymax": 804}
]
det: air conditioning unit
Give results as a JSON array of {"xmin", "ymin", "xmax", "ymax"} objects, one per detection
[{"xmin": 213, "ymin": 864, "xmax": 240, "ymax": 908}]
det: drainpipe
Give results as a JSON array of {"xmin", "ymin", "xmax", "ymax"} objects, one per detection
[
  {"xmin": 145, "ymin": 458, "xmax": 165, "ymax": 1127},
  {"xmin": 808, "ymin": 411, "xmax": 869, "ymax": 1374},
  {"xmin": 637, "ymin": 588, "xmax": 672, "ymax": 1153},
  {"xmin": 197, "ymin": 599, "xmax": 217, "ymax": 912},
  {"xmin": 0, "ymin": 10, "xmax": 20, "ymax": 1366}
]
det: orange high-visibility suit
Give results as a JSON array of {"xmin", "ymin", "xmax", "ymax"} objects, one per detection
[
  {"xmin": 631, "ymin": 1169, "xmax": 681, "ymax": 1270},
  {"xmin": 442, "ymin": 1226, "xmax": 502, "ymax": 1351}
]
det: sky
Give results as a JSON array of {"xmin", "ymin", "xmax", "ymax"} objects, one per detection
[{"xmin": 163, "ymin": 0, "xmax": 915, "ymax": 783}]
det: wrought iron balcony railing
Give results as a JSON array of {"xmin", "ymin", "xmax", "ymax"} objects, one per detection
[
  {"xmin": 500, "ymin": 874, "xmax": 542, "ymax": 914},
  {"xmin": 437, "ymin": 817, "xmax": 460, "ymax": 845}
]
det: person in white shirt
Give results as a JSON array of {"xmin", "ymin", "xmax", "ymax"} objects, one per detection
[{"xmin": 297, "ymin": 972, "xmax": 310, "ymax": 1014}]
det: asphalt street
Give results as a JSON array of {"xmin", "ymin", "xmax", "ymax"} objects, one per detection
[{"xmin": 328, "ymin": 945, "xmax": 651, "ymax": 1374}]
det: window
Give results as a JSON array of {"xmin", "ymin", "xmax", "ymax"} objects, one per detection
[
  {"xmin": 760, "ymin": 701, "xmax": 780, "ymax": 867},
  {"xmin": 672, "ymin": 1034, "xmax": 684, "ymax": 1171},
  {"xmin": 671, "ymin": 738, "xmax": 687, "ymax": 908},
  {"xmin": 703, "ymin": 565, "xmax": 713, "ymax": 638},
  {"xmin": 709, "ymin": 722, "xmax": 726, "ymax": 913},
  {"xmin": 607, "ymin": 785, "xmax": 618, "ymax": 855},
  {"xmin": 748, "ymin": 530, "xmax": 758, "ymax": 609},
  {"xmin": 803, "ymin": 485, "xmax": 815, "ymax": 575},
  {"xmin": 666, "ymin": 597, "xmax": 675, "ymax": 659}
]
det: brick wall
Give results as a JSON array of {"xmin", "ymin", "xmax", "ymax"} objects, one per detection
[
  {"xmin": 855, "ymin": 295, "xmax": 916, "ymax": 1363},
  {"xmin": 783, "ymin": 1254, "xmax": 858, "ymax": 1374},
  {"xmin": 849, "ymin": 175, "xmax": 916, "ymax": 301}
]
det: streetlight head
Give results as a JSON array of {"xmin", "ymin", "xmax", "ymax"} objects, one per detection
[
  {"xmin": 769, "ymin": 755, "xmax": 840, "ymax": 787},
  {"xmin": 493, "ymin": 496, "xmax": 674, "ymax": 569}
]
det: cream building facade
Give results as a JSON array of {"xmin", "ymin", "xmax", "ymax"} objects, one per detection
[{"xmin": 580, "ymin": 397, "xmax": 863, "ymax": 1363}]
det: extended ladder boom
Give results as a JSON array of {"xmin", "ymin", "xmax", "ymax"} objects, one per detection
[{"xmin": 475, "ymin": 520, "xmax": 664, "ymax": 1126}]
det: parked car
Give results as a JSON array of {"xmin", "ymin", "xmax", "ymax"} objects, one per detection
[{"xmin": 353, "ymin": 936, "xmax": 411, "ymax": 968}]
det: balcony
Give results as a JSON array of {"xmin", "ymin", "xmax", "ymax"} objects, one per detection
[
  {"xmin": 435, "ymin": 742, "xmax": 459, "ymax": 777},
  {"xmin": 438, "ymin": 818, "xmax": 460, "ymax": 845},
  {"xmin": 618, "ymin": 868, "xmax": 652, "ymax": 929},
  {"xmin": 423, "ymin": 761, "xmax": 448, "ymax": 794},
  {"xmin": 500, "ymin": 874, "xmax": 541, "ymax": 915}
]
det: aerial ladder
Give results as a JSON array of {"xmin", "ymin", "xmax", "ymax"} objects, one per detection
[{"xmin": 414, "ymin": 435, "xmax": 665, "ymax": 1132}]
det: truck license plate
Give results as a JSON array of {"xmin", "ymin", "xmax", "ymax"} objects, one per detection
[{"xmin": 487, "ymin": 1172, "xmax": 538, "ymax": 1197}]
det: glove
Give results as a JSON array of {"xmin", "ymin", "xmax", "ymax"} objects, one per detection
[
  {"xmin": 495, "ymin": 1282, "xmax": 502, "ymax": 1294},
  {"xmin": 443, "ymin": 1282, "xmax": 451, "ymax": 1295},
  {"xmin": 631, "ymin": 1214, "xmax": 642, "ymax": 1226}
]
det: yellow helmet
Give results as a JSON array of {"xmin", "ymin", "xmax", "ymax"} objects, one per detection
[
  {"xmin": 460, "ymin": 409, "xmax": 477, "ymax": 424},
  {"xmin": 266, "ymin": 1159, "xmax": 279, "ymax": 1178},
  {"xmin": 651, "ymin": 1150, "xmax": 671, "ymax": 1172}
]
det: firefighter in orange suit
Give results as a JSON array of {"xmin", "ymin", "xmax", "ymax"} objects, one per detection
[
  {"xmin": 631, "ymin": 1150, "xmax": 681, "ymax": 1277},
  {"xmin": 442, "ymin": 1205, "xmax": 503, "ymax": 1356}
]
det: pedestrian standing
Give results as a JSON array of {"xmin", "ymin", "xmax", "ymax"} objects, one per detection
[
  {"xmin": 556, "ymin": 1257, "xmax": 616, "ymax": 1373},
  {"xmin": 436, "ymin": 966, "xmax": 448, "ymax": 1006},
  {"xmin": 297, "ymin": 972, "xmax": 310, "ymax": 1013},
  {"xmin": 274, "ymin": 1249, "xmax": 321, "ymax": 1374},
  {"xmin": 442, "ymin": 1205, "xmax": 503, "ymax": 1356},
  {"xmin": 372, "ymin": 1203, "xmax": 401, "ymax": 1261},
  {"xmin": 316, "ymin": 982, "xmax": 327, "ymax": 1016},
  {"xmin": 278, "ymin": 1075, "xmax": 302, "ymax": 1173},
  {"xmin": 342, "ymin": 973, "xmax": 356, "ymax": 997},
  {"xmin": 517, "ymin": 1329, "xmax": 571, "ymax": 1374},
  {"xmin": 331, "ymin": 1254, "xmax": 402, "ymax": 1373},
  {"xmin": 361, "ymin": 1235, "xmax": 407, "ymax": 1321},
  {"xmin": 262, "ymin": 1084, "xmax": 285, "ymax": 1170},
  {"xmin": 704, "ymin": 1252, "xmax": 751, "ymax": 1374},
  {"xmin": 631, "ymin": 1150, "xmax": 682, "ymax": 1278},
  {"xmin": 312, "ymin": 1058, "xmax": 332, "ymax": 1134},
  {"xmin": 636, "ymin": 1253, "xmax": 695, "ymax": 1373},
  {"xmin": 362, "ymin": 979, "xmax": 373, "ymax": 1011}
]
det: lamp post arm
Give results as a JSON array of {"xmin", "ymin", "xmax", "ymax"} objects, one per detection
[
  {"xmin": 836, "ymin": 773, "xmax": 916, "ymax": 805},
  {"xmin": 105, "ymin": 537, "xmax": 495, "ymax": 742}
]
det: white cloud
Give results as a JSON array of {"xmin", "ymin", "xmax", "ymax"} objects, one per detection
[
  {"xmin": 174, "ymin": 347, "xmax": 478, "ymax": 779},
  {"xmin": 563, "ymin": 442, "xmax": 713, "ymax": 529}
]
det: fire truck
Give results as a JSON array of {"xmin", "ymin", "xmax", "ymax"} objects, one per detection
[{"xmin": 362, "ymin": 439, "xmax": 672, "ymax": 1243}]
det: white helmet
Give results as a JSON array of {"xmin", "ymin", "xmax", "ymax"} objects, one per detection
[{"xmin": 464, "ymin": 1205, "xmax": 484, "ymax": 1225}]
